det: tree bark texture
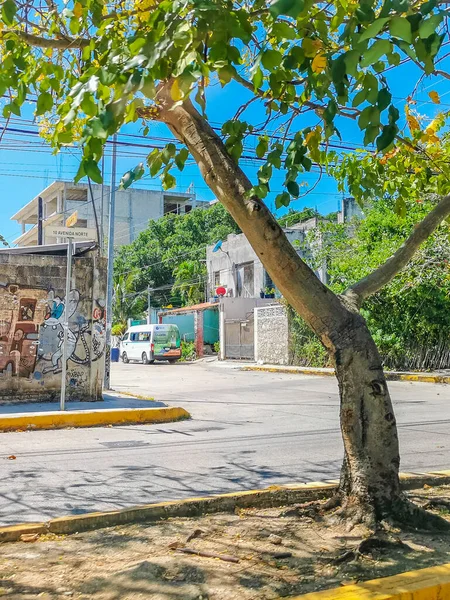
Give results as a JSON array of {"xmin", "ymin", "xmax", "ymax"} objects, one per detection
[{"xmin": 154, "ymin": 87, "xmax": 411, "ymax": 521}]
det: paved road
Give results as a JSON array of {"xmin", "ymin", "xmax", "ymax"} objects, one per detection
[{"xmin": 1, "ymin": 360, "xmax": 450, "ymax": 524}]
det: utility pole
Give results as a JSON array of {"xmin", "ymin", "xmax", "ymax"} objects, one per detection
[
  {"xmin": 37, "ymin": 197, "xmax": 43, "ymax": 245},
  {"xmin": 100, "ymin": 158, "xmax": 105, "ymax": 255},
  {"xmin": 103, "ymin": 135, "xmax": 117, "ymax": 390},
  {"xmin": 147, "ymin": 286, "xmax": 151, "ymax": 324}
]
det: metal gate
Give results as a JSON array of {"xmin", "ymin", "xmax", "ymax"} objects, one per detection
[{"xmin": 224, "ymin": 314, "xmax": 254, "ymax": 360}]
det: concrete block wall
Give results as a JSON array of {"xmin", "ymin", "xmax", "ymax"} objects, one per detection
[
  {"xmin": 0, "ymin": 252, "xmax": 107, "ymax": 404},
  {"xmin": 254, "ymin": 304, "xmax": 289, "ymax": 365}
]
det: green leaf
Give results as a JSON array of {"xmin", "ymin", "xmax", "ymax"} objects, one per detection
[
  {"xmin": 287, "ymin": 180, "xmax": 300, "ymax": 197},
  {"xmin": 269, "ymin": 0, "xmax": 304, "ymax": 18},
  {"xmin": 393, "ymin": 39, "xmax": 417, "ymax": 60},
  {"xmin": 387, "ymin": 51, "xmax": 401, "ymax": 65},
  {"xmin": 161, "ymin": 172, "xmax": 176, "ymax": 190},
  {"xmin": 256, "ymin": 137, "xmax": 269, "ymax": 159},
  {"xmin": 1, "ymin": 0, "xmax": 16, "ymax": 25},
  {"xmin": 261, "ymin": 49, "xmax": 283, "ymax": 71},
  {"xmin": 377, "ymin": 88, "xmax": 392, "ymax": 111},
  {"xmin": 129, "ymin": 37, "xmax": 147, "ymax": 54},
  {"xmin": 3, "ymin": 101, "xmax": 20, "ymax": 117},
  {"xmin": 364, "ymin": 125, "xmax": 380, "ymax": 145},
  {"xmin": 388, "ymin": 104, "xmax": 400, "ymax": 124},
  {"xmin": 80, "ymin": 94, "xmax": 97, "ymax": 117},
  {"xmin": 272, "ymin": 22, "xmax": 296, "ymax": 40},
  {"xmin": 360, "ymin": 39, "xmax": 392, "ymax": 67},
  {"xmin": 418, "ymin": 14, "xmax": 443, "ymax": 39},
  {"xmin": 394, "ymin": 196, "xmax": 407, "ymax": 218},
  {"xmin": 344, "ymin": 50, "xmax": 360, "ymax": 78},
  {"xmin": 120, "ymin": 163, "xmax": 145, "ymax": 189},
  {"xmin": 420, "ymin": 0, "xmax": 436, "ymax": 15},
  {"xmin": 84, "ymin": 159, "xmax": 103, "ymax": 184},
  {"xmin": 331, "ymin": 55, "xmax": 347, "ymax": 85},
  {"xmin": 358, "ymin": 106, "xmax": 380, "ymax": 129},
  {"xmin": 389, "ymin": 17, "xmax": 412, "ymax": 43},
  {"xmin": 275, "ymin": 192, "xmax": 291, "ymax": 209},
  {"xmin": 74, "ymin": 162, "xmax": 85, "ymax": 184},
  {"xmin": 175, "ymin": 148, "xmax": 189, "ymax": 171},
  {"xmin": 376, "ymin": 124, "xmax": 398, "ymax": 152},
  {"xmin": 35, "ymin": 92, "xmax": 53, "ymax": 116},
  {"xmin": 359, "ymin": 18, "xmax": 389, "ymax": 42},
  {"xmin": 323, "ymin": 99, "xmax": 337, "ymax": 124},
  {"xmin": 268, "ymin": 148, "xmax": 282, "ymax": 169},
  {"xmin": 352, "ymin": 88, "xmax": 367, "ymax": 107},
  {"xmin": 301, "ymin": 156, "xmax": 312, "ymax": 171},
  {"xmin": 252, "ymin": 67, "xmax": 263, "ymax": 91},
  {"xmin": 149, "ymin": 156, "xmax": 162, "ymax": 177}
]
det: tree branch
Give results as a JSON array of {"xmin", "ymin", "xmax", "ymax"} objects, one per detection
[
  {"xmin": 4, "ymin": 29, "xmax": 89, "ymax": 48},
  {"xmin": 346, "ymin": 194, "xmax": 450, "ymax": 305},
  {"xmin": 150, "ymin": 81, "xmax": 351, "ymax": 348}
]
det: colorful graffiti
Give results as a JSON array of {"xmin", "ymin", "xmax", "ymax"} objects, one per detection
[{"xmin": 0, "ymin": 284, "xmax": 105, "ymax": 381}]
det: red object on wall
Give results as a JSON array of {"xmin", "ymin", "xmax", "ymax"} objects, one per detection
[{"xmin": 216, "ymin": 286, "xmax": 226, "ymax": 297}]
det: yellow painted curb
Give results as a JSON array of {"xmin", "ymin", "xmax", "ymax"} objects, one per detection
[
  {"xmin": 2, "ymin": 470, "xmax": 450, "ymax": 542},
  {"xmin": 242, "ymin": 365, "xmax": 450, "ymax": 384},
  {"xmin": 290, "ymin": 562, "xmax": 450, "ymax": 599},
  {"xmin": 0, "ymin": 406, "xmax": 190, "ymax": 432},
  {"xmin": 108, "ymin": 390, "xmax": 156, "ymax": 401}
]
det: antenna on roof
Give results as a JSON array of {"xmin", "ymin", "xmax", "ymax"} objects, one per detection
[{"xmin": 212, "ymin": 240, "xmax": 223, "ymax": 253}]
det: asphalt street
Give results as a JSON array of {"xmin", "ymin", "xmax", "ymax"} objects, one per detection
[{"xmin": 1, "ymin": 360, "xmax": 450, "ymax": 525}]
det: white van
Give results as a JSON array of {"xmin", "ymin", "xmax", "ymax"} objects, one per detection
[{"xmin": 120, "ymin": 324, "xmax": 182, "ymax": 364}]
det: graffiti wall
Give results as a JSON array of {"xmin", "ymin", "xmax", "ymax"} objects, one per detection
[{"xmin": 0, "ymin": 252, "xmax": 107, "ymax": 403}]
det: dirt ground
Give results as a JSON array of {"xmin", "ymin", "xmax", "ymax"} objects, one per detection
[{"xmin": 2, "ymin": 487, "xmax": 450, "ymax": 600}]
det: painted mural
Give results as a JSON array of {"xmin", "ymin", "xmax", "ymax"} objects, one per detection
[{"xmin": 0, "ymin": 283, "xmax": 105, "ymax": 383}]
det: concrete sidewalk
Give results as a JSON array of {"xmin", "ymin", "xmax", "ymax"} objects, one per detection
[{"xmin": 0, "ymin": 392, "xmax": 189, "ymax": 431}]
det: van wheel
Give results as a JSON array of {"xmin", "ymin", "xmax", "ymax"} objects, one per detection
[
  {"xmin": 142, "ymin": 352, "xmax": 150, "ymax": 365},
  {"xmin": 122, "ymin": 352, "xmax": 129, "ymax": 364}
]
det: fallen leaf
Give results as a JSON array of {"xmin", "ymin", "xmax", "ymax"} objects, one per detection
[
  {"xmin": 20, "ymin": 533, "xmax": 39, "ymax": 543},
  {"xmin": 7, "ymin": 455, "xmax": 16, "ymax": 460}
]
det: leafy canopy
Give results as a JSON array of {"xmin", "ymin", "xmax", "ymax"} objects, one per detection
[
  {"xmin": 0, "ymin": 0, "xmax": 448, "ymax": 208},
  {"xmin": 114, "ymin": 202, "xmax": 240, "ymax": 309},
  {"xmin": 305, "ymin": 195, "xmax": 450, "ymax": 368}
]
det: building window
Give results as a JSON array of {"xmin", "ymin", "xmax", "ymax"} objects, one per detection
[
  {"xmin": 236, "ymin": 262, "xmax": 254, "ymax": 298},
  {"xmin": 214, "ymin": 271, "xmax": 221, "ymax": 286}
]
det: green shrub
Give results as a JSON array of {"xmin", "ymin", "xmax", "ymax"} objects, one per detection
[
  {"xmin": 180, "ymin": 341, "xmax": 196, "ymax": 362},
  {"xmin": 112, "ymin": 323, "xmax": 126, "ymax": 336},
  {"xmin": 213, "ymin": 341, "xmax": 220, "ymax": 354},
  {"xmin": 288, "ymin": 308, "xmax": 332, "ymax": 368}
]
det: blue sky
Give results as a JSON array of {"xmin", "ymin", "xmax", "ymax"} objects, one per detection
[{"xmin": 0, "ymin": 55, "xmax": 448, "ymax": 245}]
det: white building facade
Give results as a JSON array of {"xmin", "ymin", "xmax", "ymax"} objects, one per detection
[{"xmin": 11, "ymin": 181, "xmax": 198, "ymax": 248}]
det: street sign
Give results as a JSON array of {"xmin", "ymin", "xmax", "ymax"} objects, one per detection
[
  {"xmin": 45, "ymin": 226, "xmax": 97, "ymax": 240},
  {"xmin": 65, "ymin": 210, "xmax": 78, "ymax": 228}
]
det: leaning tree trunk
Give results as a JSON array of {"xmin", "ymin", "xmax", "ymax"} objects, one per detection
[{"xmin": 149, "ymin": 84, "xmax": 424, "ymax": 524}]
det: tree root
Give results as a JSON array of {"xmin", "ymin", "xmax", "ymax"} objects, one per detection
[
  {"xmin": 331, "ymin": 533, "xmax": 410, "ymax": 566},
  {"xmin": 281, "ymin": 492, "xmax": 450, "ymax": 533},
  {"xmin": 422, "ymin": 498, "xmax": 450, "ymax": 512},
  {"xmin": 391, "ymin": 496, "xmax": 450, "ymax": 532},
  {"xmin": 280, "ymin": 494, "xmax": 341, "ymax": 519}
]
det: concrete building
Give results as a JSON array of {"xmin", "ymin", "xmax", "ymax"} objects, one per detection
[
  {"xmin": 206, "ymin": 216, "xmax": 327, "ymax": 300},
  {"xmin": 11, "ymin": 180, "xmax": 198, "ymax": 248},
  {"xmin": 206, "ymin": 198, "xmax": 362, "ymax": 300},
  {"xmin": 0, "ymin": 242, "xmax": 107, "ymax": 403}
]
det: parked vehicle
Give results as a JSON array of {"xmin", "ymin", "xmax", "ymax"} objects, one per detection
[{"xmin": 119, "ymin": 324, "xmax": 181, "ymax": 364}]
